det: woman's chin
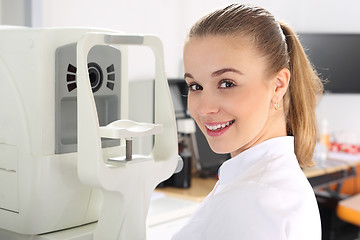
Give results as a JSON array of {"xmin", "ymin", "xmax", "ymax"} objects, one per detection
[{"xmin": 208, "ymin": 143, "xmax": 232, "ymax": 155}]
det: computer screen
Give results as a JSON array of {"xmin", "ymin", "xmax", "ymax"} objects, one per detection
[
  {"xmin": 169, "ymin": 81, "xmax": 187, "ymax": 118},
  {"xmin": 298, "ymin": 33, "xmax": 360, "ymax": 93}
]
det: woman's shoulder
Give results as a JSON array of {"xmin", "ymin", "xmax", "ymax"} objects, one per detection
[
  {"xmin": 196, "ymin": 182, "xmax": 298, "ymax": 239},
  {"xmin": 215, "ymin": 165, "xmax": 316, "ymax": 215}
]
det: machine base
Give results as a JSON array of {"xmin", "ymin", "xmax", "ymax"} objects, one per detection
[{"xmin": 0, "ymin": 223, "xmax": 95, "ymax": 240}]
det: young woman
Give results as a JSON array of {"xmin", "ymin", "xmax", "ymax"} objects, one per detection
[{"xmin": 173, "ymin": 4, "xmax": 323, "ymax": 240}]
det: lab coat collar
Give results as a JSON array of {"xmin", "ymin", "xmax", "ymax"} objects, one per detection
[{"xmin": 218, "ymin": 136, "xmax": 295, "ymax": 185}]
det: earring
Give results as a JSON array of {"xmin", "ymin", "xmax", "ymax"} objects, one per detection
[{"xmin": 274, "ymin": 102, "xmax": 280, "ymax": 111}]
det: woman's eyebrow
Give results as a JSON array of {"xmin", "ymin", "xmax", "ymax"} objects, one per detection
[
  {"xmin": 184, "ymin": 68, "xmax": 243, "ymax": 80},
  {"xmin": 184, "ymin": 73, "xmax": 194, "ymax": 79},
  {"xmin": 211, "ymin": 68, "xmax": 243, "ymax": 77}
]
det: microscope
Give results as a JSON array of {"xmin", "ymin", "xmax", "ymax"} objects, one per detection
[{"xmin": 0, "ymin": 27, "xmax": 179, "ymax": 240}]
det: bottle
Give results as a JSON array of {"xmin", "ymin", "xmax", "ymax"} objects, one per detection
[{"xmin": 317, "ymin": 119, "xmax": 330, "ymax": 161}]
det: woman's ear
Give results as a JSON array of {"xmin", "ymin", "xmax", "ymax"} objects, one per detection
[{"xmin": 273, "ymin": 67, "xmax": 290, "ymax": 100}]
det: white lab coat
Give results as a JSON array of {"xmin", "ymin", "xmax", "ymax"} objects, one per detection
[{"xmin": 172, "ymin": 136, "xmax": 321, "ymax": 240}]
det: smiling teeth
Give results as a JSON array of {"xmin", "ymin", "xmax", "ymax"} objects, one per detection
[{"xmin": 206, "ymin": 120, "xmax": 234, "ymax": 131}]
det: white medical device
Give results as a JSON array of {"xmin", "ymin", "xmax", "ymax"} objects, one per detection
[{"xmin": 0, "ymin": 27, "xmax": 178, "ymax": 239}]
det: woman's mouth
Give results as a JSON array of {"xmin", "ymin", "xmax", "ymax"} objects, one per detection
[{"xmin": 204, "ymin": 120, "xmax": 235, "ymax": 136}]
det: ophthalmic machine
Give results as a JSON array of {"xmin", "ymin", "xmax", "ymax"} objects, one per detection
[{"xmin": 0, "ymin": 26, "xmax": 179, "ymax": 240}]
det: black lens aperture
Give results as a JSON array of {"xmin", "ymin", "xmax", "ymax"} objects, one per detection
[{"xmin": 87, "ymin": 62, "xmax": 103, "ymax": 92}]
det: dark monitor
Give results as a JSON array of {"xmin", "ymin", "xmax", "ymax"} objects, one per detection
[
  {"xmin": 298, "ymin": 33, "xmax": 360, "ymax": 93},
  {"xmin": 168, "ymin": 79, "xmax": 188, "ymax": 118}
]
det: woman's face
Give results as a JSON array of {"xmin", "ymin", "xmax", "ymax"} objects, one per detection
[{"xmin": 183, "ymin": 36, "xmax": 282, "ymax": 157}]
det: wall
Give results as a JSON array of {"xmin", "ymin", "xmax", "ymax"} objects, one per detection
[
  {"xmin": 317, "ymin": 94, "xmax": 360, "ymax": 140},
  {"xmin": 29, "ymin": 0, "xmax": 229, "ymax": 80},
  {"xmin": 1, "ymin": 0, "xmax": 360, "ymax": 135},
  {"xmin": 0, "ymin": 0, "xmax": 30, "ymax": 26},
  {"xmin": 243, "ymin": 0, "xmax": 360, "ymax": 33},
  {"xmin": 5, "ymin": 0, "xmax": 360, "ymax": 77}
]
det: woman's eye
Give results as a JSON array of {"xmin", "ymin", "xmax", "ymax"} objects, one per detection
[
  {"xmin": 219, "ymin": 80, "xmax": 235, "ymax": 89},
  {"xmin": 188, "ymin": 83, "xmax": 203, "ymax": 92}
]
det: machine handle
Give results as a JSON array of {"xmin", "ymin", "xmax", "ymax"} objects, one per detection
[
  {"xmin": 104, "ymin": 35, "xmax": 144, "ymax": 45},
  {"xmin": 99, "ymin": 120, "xmax": 163, "ymax": 139}
]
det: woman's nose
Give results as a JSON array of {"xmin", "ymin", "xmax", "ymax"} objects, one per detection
[{"xmin": 196, "ymin": 93, "xmax": 220, "ymax": 116}]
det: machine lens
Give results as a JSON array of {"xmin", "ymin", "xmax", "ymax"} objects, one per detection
[{"xmin": 87, "ymin": 62, "xmax": 103, "ymax": 92}]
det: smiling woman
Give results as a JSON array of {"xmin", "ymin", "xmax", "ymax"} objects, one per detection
[
  {"xmin": 183, "ymin": 36, "xmax": 290, "ymax": 157},
  {"xmin": 172, "ymin": 3, "xmax": 323, "ymax": 240}
]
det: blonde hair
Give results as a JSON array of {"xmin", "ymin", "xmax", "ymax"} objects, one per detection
[{"xmin": 188, "ymin": 4, "xmax": 323, "ymax": 167}]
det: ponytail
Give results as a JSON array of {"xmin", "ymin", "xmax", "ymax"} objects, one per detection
[{"xmin": 280, "ymin": 22, "xmax": 324, "ymax": 167}]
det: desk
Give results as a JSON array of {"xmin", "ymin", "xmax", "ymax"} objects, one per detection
[
  {"xmin": 156, "ymin": 177, "xmax": 217, "ymax": 202},
  {"xmin": 304, "ymin": 154, "xmax": 360, "ymax": 240},
  {"xmin": 158, "ymin": 154, "xmax": 360, "ymax": 202},
  {"xmin": 303, "ymin": 154, "xmax": 360, "ymax": 198}
]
